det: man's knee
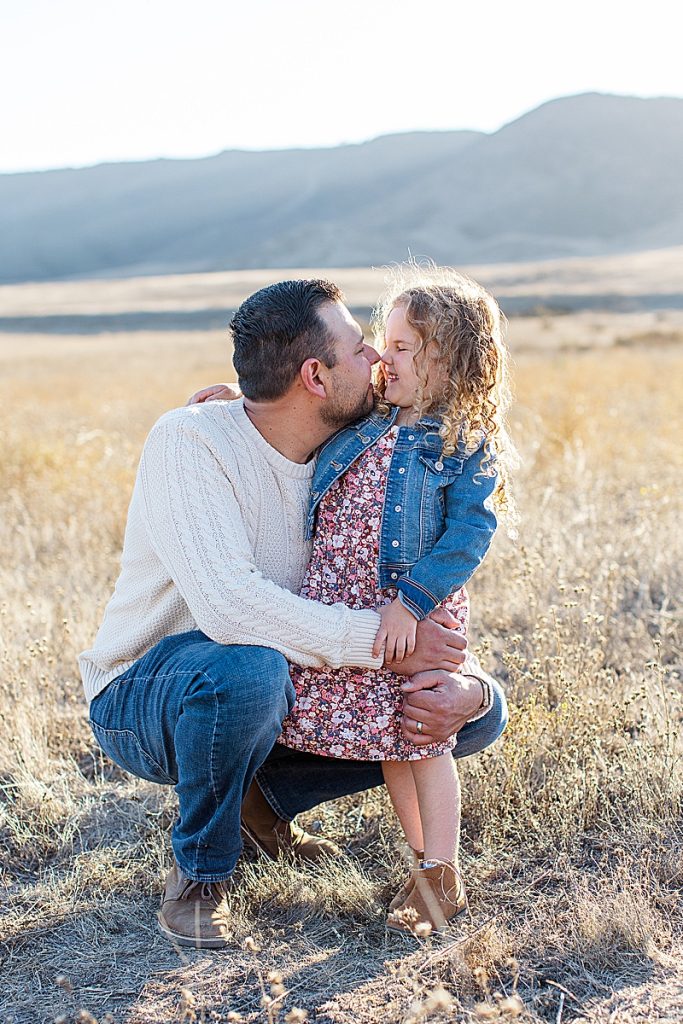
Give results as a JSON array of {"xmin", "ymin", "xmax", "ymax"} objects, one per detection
[
  {"xmin": 200, "ymin": 643, "xmax": 294, "ymax": 722},
  {"xmin": 453, "ymin": 680, "xmax": 508, "ymax": 759},
  {"xmin": 486, "ymin": 682, "xmax": 509, "ymax": 742}
]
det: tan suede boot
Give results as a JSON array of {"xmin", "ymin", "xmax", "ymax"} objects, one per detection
[
  {"xmin": 157, "ymin": 863, "xmax": 230, "ymax": 948},
  {"xmin": 386, "ymin": 859, "xmax": 467, "ymax": 935},
  {"xmin": 241, "ymin": 781, "xmax": 341, "ymax": 861},
  {"xmin": 388, "ymin": 848, "xmax": 424, "ymax": 912}
]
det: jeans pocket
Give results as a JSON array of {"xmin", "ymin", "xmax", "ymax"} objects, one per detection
[{"xmin": 89, "ymin": 720, "xmax": 175, "ymax": 785}]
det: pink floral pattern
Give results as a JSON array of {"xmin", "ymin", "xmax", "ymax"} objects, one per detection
[{"xmin": 279, "ymin": 428, "xmax": 469, "ymax": 761}]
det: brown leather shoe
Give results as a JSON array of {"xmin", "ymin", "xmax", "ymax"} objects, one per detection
[
  {"xmin": 157, "ymin": 863, "xmax": 230, "ymax": 948},
  {"xmin": 386, "ymin": 859, "xmax": 467, "ymax": 935},
  {"xmin": 240, "ymin": 781, "xmax": 341, "ymax": 861}
]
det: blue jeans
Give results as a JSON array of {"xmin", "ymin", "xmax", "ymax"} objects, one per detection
[{"xmin": 89, "ymin": 630, "xmax": 508, "ymax": 882}]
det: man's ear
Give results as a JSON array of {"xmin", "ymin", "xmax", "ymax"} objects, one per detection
[{"xmin": 300, "ymin": 357, "xmax": 329, "ymax": 399}]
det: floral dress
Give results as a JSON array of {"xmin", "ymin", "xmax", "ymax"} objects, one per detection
[{"xmin": 278, "ymin": 427, "xmax": 469, "ymax": 761}]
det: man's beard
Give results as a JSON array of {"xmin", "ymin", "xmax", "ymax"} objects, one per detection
[{"xmin": 321, "ymin": 381, "xmax": 374, "ymax": 430}]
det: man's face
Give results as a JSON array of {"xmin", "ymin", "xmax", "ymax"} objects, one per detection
[{"xmin": 317, "ymin": 301, "xmax": 379, "ymax": 428}]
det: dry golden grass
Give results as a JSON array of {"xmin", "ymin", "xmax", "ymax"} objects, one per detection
[{"xmin": 0, "ymin": 321, "xmax": 682, "ymax": 1024}]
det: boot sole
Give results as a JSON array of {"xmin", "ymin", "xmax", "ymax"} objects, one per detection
[{"xmin": 157, "ymin": 911, "xmax": 229, "ymax": 949}]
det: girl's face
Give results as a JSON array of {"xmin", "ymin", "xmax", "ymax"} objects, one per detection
[
  {"xmin": 380, "ymin": 305, "xmax": 421, "ymax": 410},
  {"xmin": 381, "ymin": 304, "xmax": 442, "ymax": 412}
]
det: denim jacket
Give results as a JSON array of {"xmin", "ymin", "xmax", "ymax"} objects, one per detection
[{"xmin": 307, "ymin": 405, "xmax": 498, "ymax": 621}]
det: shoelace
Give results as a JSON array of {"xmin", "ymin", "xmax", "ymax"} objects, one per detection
[{"xmin": 181, "ymin": 880, "xmax": 226, "ymax": 903}]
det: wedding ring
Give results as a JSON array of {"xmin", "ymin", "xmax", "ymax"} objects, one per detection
[{"xmin": 416, "ymin": 721, "xmax": 424, "ymax": 735}]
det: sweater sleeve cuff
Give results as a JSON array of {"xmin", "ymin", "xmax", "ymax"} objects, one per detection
[
  {"xmin": 341, "ymin": 609, "xmax": 383, "ymax": 669},
  {"xmin": 459, "ymin": 650, "xmax": 497, "ymax": 722}
]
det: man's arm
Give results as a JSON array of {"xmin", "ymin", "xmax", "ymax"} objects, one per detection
[
  {"xmin": 182, "ymin": 384, "xmax": 472, "ymax": 673},
  {"xmin": 138, "ymin": 412, "xmax": 475, "ymax": 676},
  {"xmin": 138, "ymin": 410, "xmax": 382, "ymax": 670}
]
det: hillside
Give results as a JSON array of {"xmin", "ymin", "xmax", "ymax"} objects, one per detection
[{"xmin": 1, "ymin": 93, "xmax": 682, "ymax": 283}]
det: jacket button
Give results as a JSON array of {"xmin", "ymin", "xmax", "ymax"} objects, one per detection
[
  {"xmin": 312, "ymin": 491, "xmax": 319, "ymax": 498},
  {"xmin": 398, "ymin": 467, "xmax": 406, "ymax": 474},
  {"xmin": 392, "ymin": 540, "xmax": 399, "ymax": 547},
  {"xmin": 435, "ymin": 461, "xmax": 444, "ymax": 471},
  {"xmin": 395, "ymin": 505, "xmax": 402, "ymax": 512},
  {"xmin": 391, "ymin": 572, "xmax": 398, "ymax": 580}
]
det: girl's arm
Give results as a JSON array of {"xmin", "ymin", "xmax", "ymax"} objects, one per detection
[{"xmin": 397, "ymin": 444, "xmax": 498, "ymax": 620}]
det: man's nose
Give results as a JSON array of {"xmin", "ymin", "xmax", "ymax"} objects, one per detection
[{"xmin": 364, "ymin": 344, "xmax": 380, "ymax": 364}]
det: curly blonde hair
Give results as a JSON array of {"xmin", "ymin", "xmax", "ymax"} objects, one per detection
[{"xmin": 372, "ymin": 262, "xmax": 517, "ymax": 518}]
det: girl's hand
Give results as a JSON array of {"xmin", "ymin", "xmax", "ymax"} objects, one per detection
[
  {"xmin": 373, "ymin": 597, "xmax": 418, "ymax": 663},
  {"xmin": 186, "ymin": 383, "xmax": 240, "ymax": 405}
]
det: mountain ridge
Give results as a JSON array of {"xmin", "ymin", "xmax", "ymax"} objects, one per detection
[{"xmin": 1, "ymin": 93, "xmax": 682, "ymax": 284}]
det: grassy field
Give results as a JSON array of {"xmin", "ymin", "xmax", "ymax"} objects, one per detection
[
  {"xmin": 0, "ymin": 309, "xmax": 682, "ymax": 1023},
  {"xmin": 2, "ymin": 246, "xmax": 682, "ymax": 318}
]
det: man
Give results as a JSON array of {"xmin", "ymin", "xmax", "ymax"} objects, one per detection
[{"xmin": 80, "ymin": 279, "xmax": 507, "ymax": 949}]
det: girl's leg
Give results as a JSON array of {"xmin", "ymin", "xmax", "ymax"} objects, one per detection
[
  {"xmin": 386, "ymin": 754, "xmax": 465, "ymax": 933},
  {"xmin": 381, "ymin": 761, "xmax": 425, "ymax": 912},
  {"xmin": 381, "ymin": 761, "xmax": 424, "ymax": 853},
  {"xmin": 410, "ymin": 753, "xmax": 460, "ymax": 866}
]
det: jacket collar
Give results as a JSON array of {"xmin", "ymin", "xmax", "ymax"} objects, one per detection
[{"xmin": 362, "ymin": 405, "xmax": 441, "ymax": 431}]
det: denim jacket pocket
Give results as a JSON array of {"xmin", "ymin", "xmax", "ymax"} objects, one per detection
[
  {"xmin": 417, "ymin": 452, "xmax": 464, "ymax": 526},
  {"xmin": 89, "ymin": 720, "xmax": 176, "ymax": 785},
  {"xmin": 418, "ymin": 452, "xmax": 464, "ymax": 480}
]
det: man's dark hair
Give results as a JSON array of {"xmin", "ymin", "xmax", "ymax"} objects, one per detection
[{"xmin": 230, "ymin": 279, "xmax": 344, "ymax": 400}]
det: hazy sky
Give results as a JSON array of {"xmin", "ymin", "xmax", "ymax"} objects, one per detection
[{"xmin": 3, "ymin": 0, "xmax": 682, "ymax": 174}]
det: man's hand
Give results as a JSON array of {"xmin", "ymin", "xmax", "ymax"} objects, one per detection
[
  {"xmin": 383, "ymin": 611, "xmax": 466, "ymax": 675},
  {"xmin": 400, "ymin": 671, "xmax": 483, "ymax": 745},
  {"xmin": 186, "ymin": 383, "xmax": 240, "ymax": 406}
]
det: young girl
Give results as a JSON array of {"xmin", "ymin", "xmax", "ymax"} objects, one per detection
[{"xmin": 278, "ymin": 265, "xmax": 514, "ymax": 934}]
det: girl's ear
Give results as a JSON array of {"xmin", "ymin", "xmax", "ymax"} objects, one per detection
[{"xmin": 300, "ymin": 357, "xmax": 328, "ymax": 399}]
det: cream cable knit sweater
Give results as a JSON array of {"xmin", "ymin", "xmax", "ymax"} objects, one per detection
[{"xmin": 79, "ymin": 399, "xmax": 382, "ymax": 704}]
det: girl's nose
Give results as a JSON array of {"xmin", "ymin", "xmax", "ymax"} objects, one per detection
[{"xmin": 381, "ymin": 352, "xmax": 392, "ymax": 366}]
